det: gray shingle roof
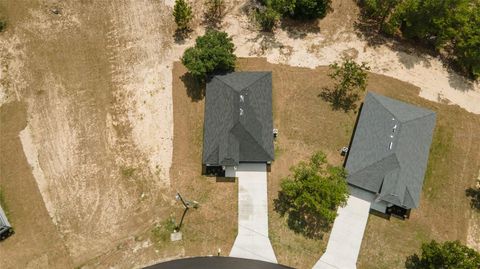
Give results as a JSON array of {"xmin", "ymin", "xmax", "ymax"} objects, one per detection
[
  {"xmin": 203, "ymin": 72, "xmax": 274, "ymax": 166},
  {"xmin": 346, "ymin": 92, "xmax": 436, "ymax": 209}
]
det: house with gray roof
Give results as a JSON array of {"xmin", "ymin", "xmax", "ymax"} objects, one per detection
[
  {"xmin": 345, "ymin": 92, "xmax": 436, "ymax": 217},
  {"xmin": 202, "ymin": 72, "xmax": 274, "ymax": 172}
]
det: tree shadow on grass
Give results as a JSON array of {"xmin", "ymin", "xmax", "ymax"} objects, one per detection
[
  {"xmin": 466, "ymin": 186, "xmax": 480, "ymax": 210},
  {"xmin": 274, "ymin": 191, "xmax": 330, "ymax": 240},
  {"xmin": 180, "ymin": 73, "xmax": 206, "ymax": 102},
  {"xmin": 318, "ymin": 87, "xmax": 359, "ymax": 113}
]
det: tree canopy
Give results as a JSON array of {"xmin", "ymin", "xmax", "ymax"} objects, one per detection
[
  {"xmin": 274, "ymin": 151, "xmax": 349, "ymax": 238},
  {"xmin": 360, "ymin": 0, "xmax": 480, "ymax": 79},
  {"xmin": 288, "ymin": 0, "xmax": 332, "ymax": 20},
  {"xmin": 406, "ymin": 240, "xmax": 480, "ymax": 269},
  {"xmin": 173, "ymin": 0, "xmax": 193, "ymax": 32},
  {"xmin": 320, "ymin": 58, "xmax": 370, "ymax": 112},
  {"xmin": 256, "ymin": 0, "xmax": 332, "ymax": 31},
  {"xmin": 181, "ymin": 30, "xmax": 236, "ymax": 79}
]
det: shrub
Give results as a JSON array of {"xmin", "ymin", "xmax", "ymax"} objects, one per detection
[
  {"xmin": 255, "ymin": 5, "xmax": 281, "ymax": 32},
  {"xmin": 406, "ymin": 240, "xmax": 480, "ymax": 269},
  {"xmin": 0, "ymin": 19, "xmax": 6, "ymax": 32},
  {"xmin": 289, "ymin": 0, "xmax": 332, "ymax": 20},
  {"xmin": 359, "ymin": 0, "xmax": 480, "ymax": 79},
  {"xmin": 265, "ymin": 0, "xmax": 331, "ymax": 20},
  {"xmin": 205, "ymin": 0, "xmax": 226, "ymax": 26},
  {"xmin": 173, "ymin": 0, "xmax": 193, "ymax": 32},
  {"xmin": 181, "ymin": 30, "xmax": 236, "ymax": 80}
]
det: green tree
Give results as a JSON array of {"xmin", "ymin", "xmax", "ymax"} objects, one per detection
[
  {"xmin": 274, "ymin": 151, "xmax": 349, "ymax": 238},
  {"xmin": 255, "ymin": 4, "xmax": 281, "ymax": 32},
  {"xmin": 406, "ymin": 240, "xmax": 480, "ymax": 269},
  {"xmin": 181, "ymin": 30, "xmax": 236, "ymax": 80},
  {"xmin": 173, "ymin": 0, "xmax": 193, "ymax": 32},
  {"xmin": 290, "ymin": 0, "xmax": 332, "ymax": 20},
  {"xmin": 260, "ymin": 0, "xmax": 331, "ymax": 20},
  {"xmin": 360, "ymin": 0, "xmax": 480, "ymax": 79},
  {"xmin": 321, "ymin": 59, "xmax": 370, "ymax": 112},
  {"xmin": 361, "ymin": 0, "xmax": 401, "ymax": 32}
]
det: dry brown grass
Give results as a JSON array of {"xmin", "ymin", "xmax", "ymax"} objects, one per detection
[
  {"xmin": 237, "ymin": 58, "xmax": 355, "ymax": 268},
  {"xmin": 235, "ymin": 58, "xmax": 479, "ymax": 269},
  {"xmin": 0, "ymin": 102, "xmax": 74, "ymax": 268},
  {"xmin": 168, "ymin": 62, "xmax": 238, "ymax": 258},
  {"xmin": 357, "ymin": 75, "xmax": 480, "ymax": 269},
  {"xmin": 2, "ymin": 49, "xmax": 476, "ymax": 268}
]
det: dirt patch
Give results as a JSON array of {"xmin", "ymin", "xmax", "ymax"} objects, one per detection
[
  {"xmin": 0, "ymin": 0, "xmax": 173, "ymax": 267},
  {"xmin": 221, "ymin": 0, "xmax": 480, "ymax": 114},
  {"xmin": 167, "ymin": 62, "xmax": 238, "ymax": 258},
  {"xmin": 0, "ymin": 101, "xmax": 73, "ymax": 268}
]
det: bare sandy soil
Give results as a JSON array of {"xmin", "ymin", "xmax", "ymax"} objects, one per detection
[
  {"xmin": 0, "ymin": 0, "xmax": 176, "ymax": 267},
  {"xmin": 221, "ymin": 0, "xmax": 480, "ymax": 114}
]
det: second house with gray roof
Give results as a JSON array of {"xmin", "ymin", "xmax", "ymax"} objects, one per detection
[{"xmin": 345, "ymin": 92, "xmax": 436, "ymax": 218}]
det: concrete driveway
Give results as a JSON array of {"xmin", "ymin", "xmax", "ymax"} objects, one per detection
[
  {"xmin": 313, "ymin": 187, "xmax": 374, "ymax": 269},
  {"xmin": 229, "ymin": 163, "xmax": 277, "ymax": 263}
]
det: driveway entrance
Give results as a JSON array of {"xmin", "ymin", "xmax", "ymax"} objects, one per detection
[{"xmin": 229, "ymin": 163, "xmax": 277, "ymax": 263}]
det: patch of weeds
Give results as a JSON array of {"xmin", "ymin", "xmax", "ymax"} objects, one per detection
[
  {"xmin": 121, "ymin": 166, "xmax": 136, "ymax": 178},
  {"xmin": 151, "ymin": 217, "xmax": 177, "ymax": 246},
  {"xmin": 193, "ymin": 122, "xmax": 204, "ymax": 148},
  {"xmin": 275, "ymin": 145, "xmax": 284, "ymax": 158},
  {"xmin": 465, "ymin": 180, "xmax": 480, "ymax": 210},
  {"xmin": 155, "ymin": 164, "xmax": 162, "ymax": 176},
  {"xmin": 0, "ymin": 18, "xmax": 6, "ymax": 33},
  {"xmin": 424, "ymin": 125, "xmax": 453, "ymax": 199}
]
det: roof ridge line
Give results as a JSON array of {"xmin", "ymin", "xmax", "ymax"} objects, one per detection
[
  {"xmin": 213, "ymin": 76, "xmax": 236, "ymax": 93},
  {"xmin": 401, "ymin": 110, "xmax": 436, "ymax": 124},
  {"xmin": 242, "ymin": 72, "xmax": 270, "ymax": 92},
  {"xmin": 231, "ymin": 122, "xmax": 273, "ymax": 160},
  {"xmin": 368, "ymin": 92, "xmax": 396, "ymax": 119},
  {"xmin": 370, "ymin": 92, "xmax": 435, "ymax": 123},
  {"xmin": 404, "ymin": 186, "xmax": 417, "ymax": 207},
  {"xmin": 349, "ymin": 152, "xmax": 399, "ymax": 178},
  {"xmin": 217, "ymin": 72, "xmax": 270, "ymax": 92}
]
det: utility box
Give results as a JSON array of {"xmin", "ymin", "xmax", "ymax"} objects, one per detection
[
  {"xmin": 170, "ymin": 231, "xmax": 182, "ymax": 242},
  {"xmin": 0, "ymin": 205, "xmax": 13, "ymax": 240}
]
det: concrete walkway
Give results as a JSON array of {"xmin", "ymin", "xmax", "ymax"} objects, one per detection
[
  {"xmin": 313, "ymin": 187, "xmax": 374, "ymax": 269},
  {"xmin": 229, "ymin": 163, "xmax": 278, "ymax": 263}
]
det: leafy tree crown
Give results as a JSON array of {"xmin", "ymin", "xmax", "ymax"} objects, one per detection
[
  {"xmin": 181, "ymin": 30, "xmax": 236, "ymax": 79},
  {"xmin": 406, "ymin": 240, "xmax": 480, "ymax": 269},
  {"xmin": 173, "ymin": 0, "xmax": 193, "ymax": 31},
  {"xmin": 274, "ymin": 151, "xmax": 349, "ymax": 238}
]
